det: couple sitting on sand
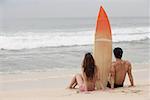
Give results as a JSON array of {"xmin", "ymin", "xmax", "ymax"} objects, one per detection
[{"xmin": 68, "ymin": 47, "xmax": 134, "ymax": 91}]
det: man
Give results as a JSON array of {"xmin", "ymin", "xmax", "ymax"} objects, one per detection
[{"xmin": 107, "ymin": 47, "xmax": 134, "ymax": 89}]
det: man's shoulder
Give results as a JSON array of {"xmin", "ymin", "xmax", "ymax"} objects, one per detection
[
  {"xmin": 124, "ymin": 60, "xmax": 131, "ymax": 66},
  {"xmin": 112, "ymin": 61, "xmax": 117, "ymax": 66},
  {"xmin": 123, "ymin": 60, "xmax": 132, "ymax": 70},
  {"xmin": 112, "ymin": 61, "xmax": 116, "ymax": 64}
]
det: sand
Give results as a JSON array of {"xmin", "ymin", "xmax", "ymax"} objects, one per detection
[
  {"xmin": 0, "ymin": 84, "xmax": 149, "ymax": 100},
  {"xmin": 0, "ymin": 64, "xmax": 149, "ymax": 100}
]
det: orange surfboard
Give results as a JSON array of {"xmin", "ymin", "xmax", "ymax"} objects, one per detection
[{"xmin": 94, "ymin": 6, "xmax": 112, "ymax": 89}]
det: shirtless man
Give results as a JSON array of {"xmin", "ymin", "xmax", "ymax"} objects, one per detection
[{"xmin": 107, "ymin": 47, "xmax": 134, "ymax": 89}]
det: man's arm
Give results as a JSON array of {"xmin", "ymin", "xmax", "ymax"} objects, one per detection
[{"xmin": 127, "ymin": 62, "xmax": 134, "ymax": 86}]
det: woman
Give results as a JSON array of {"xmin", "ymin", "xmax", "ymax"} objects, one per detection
[{"xmin": 68, "ymin": 52, "xmax": 104, "ymax": 91}]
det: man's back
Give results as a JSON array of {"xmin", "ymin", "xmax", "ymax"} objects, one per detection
[
  {"xmin": 108, "ymin": 47, "xmax": 134, "ymax": 88},
  {"xmin": 112, "ymin": 60, "xmax": 131, "ymax": 85}
]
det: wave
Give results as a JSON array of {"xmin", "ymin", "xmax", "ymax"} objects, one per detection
[
  {"xmin": 0, "ymin": 26, "xmax": 149, "ymax": 50},
  {"xmin": 0, "ymin": 31, "xmax": 93, "ymax": 50}
]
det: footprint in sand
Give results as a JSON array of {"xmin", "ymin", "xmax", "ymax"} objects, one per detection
[
  {"xmin": 130, "ymin": 90, "xmax": 142, "ymax": 94},
  {"xmin": 121, "ymin": 90, "xmax": 128, "ymax": 93},
  {"xmin": 121, "ymin": 89, "xmax": 142, "ymax": 94}
]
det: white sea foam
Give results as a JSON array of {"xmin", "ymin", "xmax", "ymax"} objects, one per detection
[{"xmin": 0, "ymin": 26, "xmax": 149, "ymax": 50}]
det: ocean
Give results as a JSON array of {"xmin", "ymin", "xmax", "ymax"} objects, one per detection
[{"xmin": 0, "ymin": 17, "xmax": 149, "ymax": 74}]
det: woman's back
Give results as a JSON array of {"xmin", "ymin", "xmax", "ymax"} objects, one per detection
[
  {"xmin": 68, "ymin": 53, "xmax": 104, "ymax": 91},
  {"xmin": 83, "ymin": 68, "xmax": 97, "ymax": 91}
]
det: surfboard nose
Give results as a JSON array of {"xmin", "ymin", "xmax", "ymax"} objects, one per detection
[{"xmin": 95, "ymin": 6, "xmax": 112, "ymax": 39}]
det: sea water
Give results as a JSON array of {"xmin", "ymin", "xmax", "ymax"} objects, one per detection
[{"xmin": 0, "ymin": 17, "xmax": 149, "ymax": 74}]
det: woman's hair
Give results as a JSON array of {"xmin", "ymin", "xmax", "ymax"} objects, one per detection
[{"xmin": 82, "ymin": 52, "xmax": 96, "ymax": 80}]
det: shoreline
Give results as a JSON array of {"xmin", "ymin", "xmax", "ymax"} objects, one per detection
[{"xmin": 0, "ymin": 63, "xmax": 149, "ymax": 82}]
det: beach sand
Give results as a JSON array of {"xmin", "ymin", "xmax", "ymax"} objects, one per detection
[
  {"xmin": 0, "ymin": 85, "xmax": 149, "ymax": 100},
  {"xmin": 0, "ymin": 64, "xmax": 149, "ymax": 100}
]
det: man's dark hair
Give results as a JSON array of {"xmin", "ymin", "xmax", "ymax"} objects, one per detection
[{"xmin": 113, "ymin": 47, "xmax": 123, "ymax": 59}]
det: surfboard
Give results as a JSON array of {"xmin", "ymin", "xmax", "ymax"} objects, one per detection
[{"xmin": 93, "ymin": 6, "xmax": 112, "ymax": 89}]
